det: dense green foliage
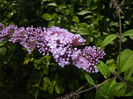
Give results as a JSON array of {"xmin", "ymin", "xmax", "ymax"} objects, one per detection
[{"xmin": 0, "ymin": 0, "xmax": 133, "ymax": 99}]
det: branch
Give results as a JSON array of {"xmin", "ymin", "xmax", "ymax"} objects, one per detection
[
  {"xmin": 54, "ymin": 79, "xmax": 110, "ymax": 99},
  {"xmin": 112, "ymin": 72, "xmax": 133, "ymax": 89}
]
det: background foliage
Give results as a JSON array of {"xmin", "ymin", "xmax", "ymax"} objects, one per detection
[{"xmin": 0, "ymin": 0, "xmax": 133, "ymax": 99}]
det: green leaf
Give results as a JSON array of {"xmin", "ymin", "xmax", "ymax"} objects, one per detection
[
  {"xmin": 101, "ymin": 34, "xmax": 117, "ymax": 48},
  {"xmin": 85, "ymin": 73, "xmax": 95, "ymax": 85},
  {"xmin": 120, "ymin": 54, "xmax": 133, "ymax": 73},
  {"xmin": 124, "ymin": 91, "xmax": 133, "ymax": 96},
  {"xmin": 55, "ymin": 83, "xmax": 64, "ymax": 94},
  {"xmin": 96, "ymin": 79, "xmax": 116, "ymax": 99},
  {"xmin": 129, "ymin": 35, "xmax": 133, "ymax": 40},
  {"xmin": 123, "ymin": 29, "xmax": 133, "ymax": 36},
  {"xmin": 41, "ymin": 13, "xmax": 53, "ymax": 21},
  {"xmin": 78, "ymin": 28, "xmax": 89, "ymax": 35},
  {"xmin": 42, "ymin": 77, "xmax": 51, "ymax": 91},
  {"xmin": 119, "ymin": 49, "xmax": 133, "ymax": 67},
  {"xmin": 48, "ymin": 80, "xmax": 56, "ymax": 94},
  {"xmin": 97, "ymin": 61, "xmax": 110, "ymax": 78},
  {"xmin": 107, "ymin": 79, "xmax": 116, "ymax": 93},
  {"xmin": 0, "ymin": 47, "xmax": 7, "ymax": 56},
  {"xmin": 124, "ymin": 67, "xmax": 133, "ymax": 81},
  {"xmin": 114, "ymin": 82, "xmax": 127, "ymax": 96},
  {"xmin": 72, "ymin": 16, "xmax": 79, "ymax": 23},
  {"xmin": 118, "ymin": 49, "xmax": 133, "ymax": 72},
  {"xmin": 47, "ymin": 3, "xmax": 57, "ymax": 7},
  {"xmin": 77, "ymin": 10, "xmax": 91, "ymax": 15}
]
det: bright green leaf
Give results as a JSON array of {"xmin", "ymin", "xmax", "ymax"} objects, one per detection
[
  {"xmin": 129, "ymin": 35, "xmax": 133, "ymax": 40},
  {"xmin": 41, "ymin": 13, "xmax": 53, "ymax": 21},
  {"xmin": 85, "ymin": 73, "xmax": 95, "ymax": 85},
  {"xmin": 77, "ymin": 28, "xmax": 89, "ymax": 35},
  {"xmin": 120, "ymin": 54, "xmax": 133, "ymax": 73},
  {"xmin": 97, "ymin": 61, "xmax": 110, "ymax": 78},
  {"xmin": 118, "ymin": 49, "xmax": 133, "ymax": 73},
  {"xmin": 124, "ymin": 67, "xmax": 133, "ymax": 81},
  {"xmin": 114, "ymin": 82, "xmax": 127, "ymax": 96},
  {"xmin": 47, "ymin": 3, "xmax": 57, "ymax": 7},
  {"xmin": 123, "ymin": 29, "xmax": 133, "ymax": 36},
  {"xmin": 119, "ymin": 49, "xmax": 133, "ymax": 67},
  {"xmin": 96, "ymin": 79, "xmax": 116, "ymax": 99},
  {"xmin": 77, "ymin": 10, "xmax": 91, "ymax": 15},
  {"xmin": 72, "ymin": 16, "xmax": 79, "ymax": 23},
  {"xmin": 101, "ymin": 34, "xmax": 117, "ymax": 48}
]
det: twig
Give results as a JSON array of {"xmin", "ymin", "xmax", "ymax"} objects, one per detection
[
  {"xmin": 112, "ymin": 0, "xmax": 122, "ymax": 72},
  {"xmin": 78, "ymin": 79, "xmax": 109, "ymax": 94},
  {"xmin": 117, "ymin": 12, "xmax": 122, "ymax": 72},
  {"xmin": 54, "ymin": 79, "xmax": 110, "ymax": 99},
  {"xmin": 112, "ymin": 72, "xmax": 133, "ymax": 89}
]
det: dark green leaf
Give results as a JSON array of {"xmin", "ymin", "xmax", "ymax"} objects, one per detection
[
  {"xmin": 0, "ymin": 47, "xmax": 7, "ymax": 56},
  {"xmin": 42, "ymin": 77, "xmax": 51, "ymax": 91},
  {"xmin": 55, "ymin": 83, "xmax": 64, "ymax": 94},
  {"xmin": 48, "ymin": 80, "xmax": 56, "ymax": 94}
]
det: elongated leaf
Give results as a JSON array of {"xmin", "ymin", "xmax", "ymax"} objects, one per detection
[
  {"xmin": 85, "ymin": 73, "xmax": 95, "ymax": 85},
  {"xmin": 123, "ymin": 29, "xmax": 133, "ymax": 36},
  {"xmin": 118, "ymin": 49, "xmax": 133, "ymax": 73},
  {"xmin": 47, "ymin": 3, "xmax": 57, "ymax": 7},
  {"xmin": 97, "ymin": 61, "xmax": 110, "ymax": 78},
  {"xmin": 120, "ymin": 54, "xmax": 133, "ymax": 73},
  {"xmin": 42, "ymin": 77, "xmax": 51, "ymax": 91},
  {"xmin": 77, "ymin": 10, "xmax": 91, "ymax": 15},
  {"xmin": 48, "ymin": 80, "xmax": 56, "ymax": 94},
  {"xmin": 101, "ymin": 34, "xmax": 117, "ymax": 48},
  {"xmin": 119, "ymin": 49, "xmax": 133, "ymax": 67}
]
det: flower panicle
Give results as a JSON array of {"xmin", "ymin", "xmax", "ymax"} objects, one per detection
[{"xmin": 0, "ymin": 23, "xmax": 105, "ymax": 73}]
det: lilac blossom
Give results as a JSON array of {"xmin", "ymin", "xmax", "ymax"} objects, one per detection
[
  {"xmin": 0, "ymin": 23, "xmax": 106, "ymax": 73},
  {"xmin": 36, "ymin": 26, "xmax": 86, "ymax": 67},
  {"xmin": 9, "ymin": 26, "xmax": 43, "ymax": 54},
  {"xmin": 71, "ymin": 46, "xmax": 106, "ymax": 73},
  {"xmin": 0, "ymin": 24, "xmax": 16, "ymax": 42}
]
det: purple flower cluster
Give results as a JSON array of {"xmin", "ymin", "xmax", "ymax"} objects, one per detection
[
  {"xmin": 0, "ymin": 23, "xmax": 16, "ymax": 41},
  {"xmin": 0, "ymin": 23, "xmax": 105, "ymax": 73},
  {"xmin": 72, "ymin": 46, "xmax": 106, "ymax": 73}
]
